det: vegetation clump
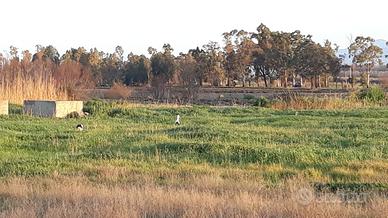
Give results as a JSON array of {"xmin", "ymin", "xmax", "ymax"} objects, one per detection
[
  {"xmin": 253, "ymin": 96, "xmax": 271, "ymax": 107},
  {"xmin": 358, "ymin": 86, "xmax": 386, "ymax": 103}
]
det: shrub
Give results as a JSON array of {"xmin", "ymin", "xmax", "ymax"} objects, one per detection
[
  {"xmin": 253, "ymin": 97, "xmax": 271, "ymax": 107},
  {"xmin": 105, "ymin": 82, "xmax": 132, "ymax": 99},
  {"xmin": 83, "ymin": 99, "xmax": 111, "ymax": 116},
  {"xmin": 108, "ymin": 108, "xmax": 130, "ymax": 117},
  {"xmin": 358, "ymin": 86, "xmax": 385, "ymax": 103},
  {"xmin": 243, "ymin": 94, "xmax": 255, "ymax": 100},
  {"xmin": 66, "ymin": 111, "xmax": 81, "ymax": 119},
  {"xmin": 8, "ymin": 104, "xmax": 23, "ymax": 115}
]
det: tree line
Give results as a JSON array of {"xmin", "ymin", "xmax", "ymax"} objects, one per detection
[{"xmin": 0, "ymin": 23, "xmax": 383, "ymax": 99}]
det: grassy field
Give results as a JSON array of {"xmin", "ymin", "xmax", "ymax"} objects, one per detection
[{"xmin": 1, "ymin": 101, "xmax": 388, "ymax": 217}]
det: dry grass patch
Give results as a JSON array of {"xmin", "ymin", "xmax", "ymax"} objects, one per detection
[
  {"xmin": 271, "ymin": 95, "xmax": 365, "ymax": 110},
  {"xmin": 0, "ymin": 177, "xmax": 387, "ymax": 218},
  {"xmin": 104, "ymin": 82, "xmax": 132, "ymax": 99}
]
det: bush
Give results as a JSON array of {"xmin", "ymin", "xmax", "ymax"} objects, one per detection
[
  {"xmin": 358, "ymin": 86, "xmax": 386, "ymax": 103},
  {"xmin": 243, "ymin": 94, "xmax": 256, "ymax": 100},
  {"xmin": 108, "ymin": 108, "xmax": 130, "ymax": 117},
  {"xmin": 253, "ymin": 97, "xmax": 271, "ymax": 107},
  {"xmin": 66, "ymin": 111, "xmax": 80, "ymax": 119},
  {"xmin": 83, "ymin": 99, "xmax": 111, "ymax": 116},
  {"xmin": 9, "ymin": 104, "xmax": 23, "ymax": 115},
  {"xmin": 105, "ymin": 82, "xmax": 132, "ymax": 99}
]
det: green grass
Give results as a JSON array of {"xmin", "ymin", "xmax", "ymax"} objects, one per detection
[{"xmin": 1, "ymin": 101, "xmax": 388, "ymax": 188}]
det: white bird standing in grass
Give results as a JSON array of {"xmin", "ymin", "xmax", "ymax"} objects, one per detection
[{"xmin": 175, "ymin": 115, "xmax": 181, "ymax": 125}]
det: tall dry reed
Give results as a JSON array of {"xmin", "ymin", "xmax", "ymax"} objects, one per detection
[{"xmin": 0, "ymin": 74, "xmax": 68, "ymax": 104}]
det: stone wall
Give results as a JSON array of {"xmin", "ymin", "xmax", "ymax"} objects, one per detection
[
  {"xmin": 0, "ymin": 100, "xmax": 8, "ymax": 115},
  {"xmin": 24, "ymin": 100, "xmax": 83, "ymax": 118}
]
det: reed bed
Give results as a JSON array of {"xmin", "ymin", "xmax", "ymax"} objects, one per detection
[{"xmin": 0, "ymin": 74, "xmax": 68, "ymax": 104}]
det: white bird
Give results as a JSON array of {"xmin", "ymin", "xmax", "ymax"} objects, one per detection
[
  {"xmin": 175, "ymin": 115, "xmax": 181, "ymax": 125},
  {"xmin": 76, "ymin": 124, "xmax": 84, "ymax": 131}
]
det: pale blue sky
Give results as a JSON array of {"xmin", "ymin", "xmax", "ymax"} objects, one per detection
[{"xmin": 0, "ymin": 0, "xmax": 386, "ymax": 56}]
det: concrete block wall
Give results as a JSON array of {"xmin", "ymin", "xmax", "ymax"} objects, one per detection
[
  {"xmin": 24, "ymin": 100, "xmax": 83, "ymax": 118},
  {"xmin": 24, "ymin": 101, "xmax": 56, "ymax": 117},
  {"xmin": 0, "ymin": 100, "xmax": 8, "ymax": 115},
  {"xmin": 55, "ymin": 101, "xmax": 83, "ymax": 118}
]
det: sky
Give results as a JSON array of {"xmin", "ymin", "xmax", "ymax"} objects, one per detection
[{"xmin": 0, "ymin": 0, "xmax": 387, "ymax": 56}]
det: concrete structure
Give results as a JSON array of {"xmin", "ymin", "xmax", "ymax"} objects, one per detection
[
  {"xmin": 0, "ymin": 100, "xmax": 8, "ymax": 115},
  {"xmin": 24, "ymin": 100, "xmax": 83, "ymax": 118}
]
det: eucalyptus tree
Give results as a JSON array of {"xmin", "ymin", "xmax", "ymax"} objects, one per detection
[
  {"xmin": 97, "ymin": 46, "xmax": 126, "ymax": 86},
  {"xmin": 123, "ymin": 53, "xmax": 151, "ymax": 85},
  {"xmin": 322, "ymin": 40, "xmax": 341, "ymax": 87},
  {"xmin": 266, "ymin": 31, "xmax": 294, "ymax": 87},
  {"xmin": 348, "ymin": 36, "xmax": 383, "ymax": 87},
  {"xmin": 21, "ymin": 50, "xmax": 32, "ymax": 76},
  {"xmin": 150, "ymin": 44, "xmax": 176, "ymax": 80},
  {"xmin": 222, "ymin": 30, "xmax": 238, "ymax": 86},
  {"xmin": 251, "ymin": 23, "xmax": 277, "ymax": 87},
  {"xmin": 188, "ymin": 47, "xmax": 207, "ymax": 86},
  {"xmin": 293, "ymin": 36, "xmax": 325, "ymax": 88},
  {"xmin": 235, "ymin": 30, "xmax": 256, "ymax": 87},
  {"xmin": 150, "ymin": 44, "xmax": 177, "ymax": 99},
  {"xmin": 202, "ymin": 41, "xmax": 225, "ymax": 86},
  {"xmin": 31, "ymin": 45, "xmax": 60, "ymax": 65},
  {"xmin": 177, "ymin": 53, "xmax": 201, "ymax": 101},
  {"xmin": 87, "ymin": 48, "xmax": 104, "ymax": 85}
]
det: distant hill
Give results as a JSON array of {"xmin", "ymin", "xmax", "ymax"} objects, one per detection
[{"xmin": 337, "ymin": 39, "xmax": 388, "ymax": 65}]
